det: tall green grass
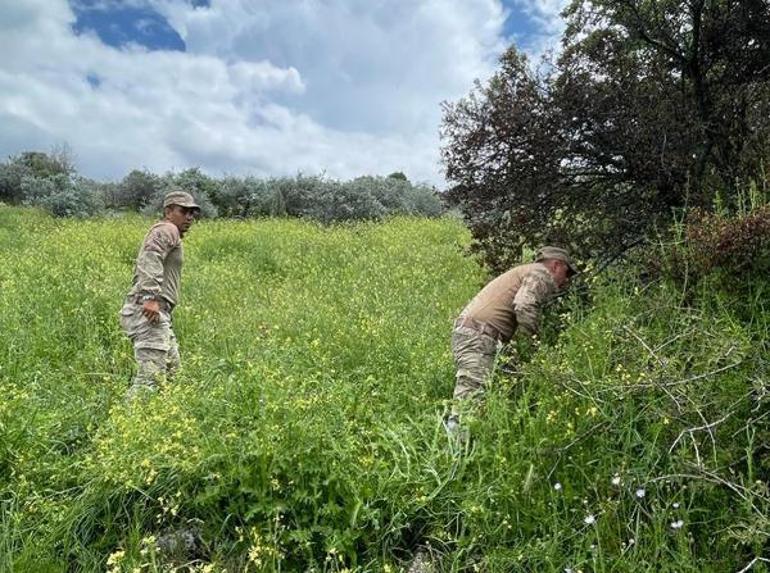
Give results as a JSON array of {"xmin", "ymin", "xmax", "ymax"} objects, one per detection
[{"xmin": 1, "ymin": 205, "xmax": 768, "ymax": 572}]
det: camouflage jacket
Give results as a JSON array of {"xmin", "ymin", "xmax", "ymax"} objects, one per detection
[
  {"xmin": 127, "ymin": 221, "xmax": 183, "ymax": 308},
  {"xmin": 458, "ymin": 262, "xmax": 557, "ymax": 341}
]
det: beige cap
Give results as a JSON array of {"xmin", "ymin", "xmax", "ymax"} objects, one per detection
[
  {"xmin": 163, "ymin": 190, "xmax": 200, "ymax": 211},
  {"xmin": 535, "ymin": 246, "xmax": 578, "ymax": 274}
]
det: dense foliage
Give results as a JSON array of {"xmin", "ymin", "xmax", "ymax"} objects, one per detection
[
  {"xmin": 674, "ymin": 203, "xmax": 770, "ymax": 280},
  {"xmin": 0, "ymin": 153, "xmax": 442, "ymax": 222},
  {"xmin": 2, "ymin": 206, "xmax": 769, "ymax": 571},
  {"xmin": 441, "ymin": 0, "xmax": 770, "ymax": 270}
]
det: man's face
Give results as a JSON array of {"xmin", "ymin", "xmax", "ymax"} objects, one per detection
[
  {"xmin": 549, "ymin": 260, "xmax": 572, "ymax": 289},
  {"xmin": 165, "ymin": 205, "xmax": 197, "ymax": 236}
]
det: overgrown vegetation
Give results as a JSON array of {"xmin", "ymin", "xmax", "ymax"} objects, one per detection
[
  {"xmin": 441, "ymin": 0, "xmax": 770, "ymax": 270},
  {"xmin": 0, "ymin": 150, "xmax": 442, "ymax": 222},
  {"xmin": 2, "ymin": 201, "xmax": 769, "ymax": 571}
]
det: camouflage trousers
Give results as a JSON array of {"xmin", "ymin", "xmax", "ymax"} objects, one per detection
[
  {"xmin": 451, "ymin": 325, "xmax": 503, "ymax": 403},
  {"xmin": 119, "ymin": 300, "xmax": 180, "ymax": 394}
]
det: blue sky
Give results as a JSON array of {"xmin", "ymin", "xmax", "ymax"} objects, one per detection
[
  {"xmin": 0, "ymin": 0, "xmax": 566, "ymax": 186},
  {"xmin": 70, "ymin": 1, "xmax": 558, "ymax": 55},
  {"xmin": 72, "ymin": 2, "xmax": 187, "ymax": 52}
]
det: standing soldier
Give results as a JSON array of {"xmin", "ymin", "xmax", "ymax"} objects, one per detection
[
  {"xmin": 119, "ymin": 189, "xmax": 200, "ymax": 398},
  {"xmin": 446, "ymin": 246, "xmax": 577, "ymax": 429}
]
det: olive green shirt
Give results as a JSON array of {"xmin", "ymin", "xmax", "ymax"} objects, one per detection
[
  {"xmin": 459, "ymin": 262, "xmax": 557, "ymax": 341},
  {"xmin": 127, "ymin": 221, "xmax": 183, "ymax": 308}
]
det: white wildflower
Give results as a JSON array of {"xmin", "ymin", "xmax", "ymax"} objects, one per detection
[
  {"xmin": 583, "ymin": 514, "xmax": 596, "ymax": 525},
  {"xmin": 671, "ymin": 519, "xmax": 684, "ymax": 529},
  {"xmin": 635, "ymin": 488, "xmax": 646, "ymax": 498}
]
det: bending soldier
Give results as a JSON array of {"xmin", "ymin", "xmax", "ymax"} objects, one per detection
[{"xmin": 447, "ymin": 246, "xmax": 577, "ymax": 427}]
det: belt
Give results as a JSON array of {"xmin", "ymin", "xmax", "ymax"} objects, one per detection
[{"xmin": 454, "ymin": 316, "xmax": 503, "ymax": 341}]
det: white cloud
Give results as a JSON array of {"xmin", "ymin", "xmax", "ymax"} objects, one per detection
[
  {"xmin": 228, "ymin": 61, "xmax": 305, "ymax": 96},
  {"xmin": 169, "ymin": 0, "xmax": 507, "ymax": 133},
  {"xmin": 508, "ymin": 0, "xmax": 569, "ymax": 61},
  {"xmin": 512, "ymin": 0, "xmax": 568, "ymax": 33},
  {"xmin": 0, "ymin": 0, "xmax": 527, "ymax": 185}
]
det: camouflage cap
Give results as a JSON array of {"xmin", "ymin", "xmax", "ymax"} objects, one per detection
[
  {"xmin": 535, "ymin": 246, "xmax": 578, "ymax": 274},
  {"xmin": 163, "ymin": 190, "xmax": 200, "ymax": 211}
]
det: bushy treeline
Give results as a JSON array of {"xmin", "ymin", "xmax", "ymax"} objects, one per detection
[{"xmin": 0, "ymin": 150, "xmax": 443, "ymax": 221}]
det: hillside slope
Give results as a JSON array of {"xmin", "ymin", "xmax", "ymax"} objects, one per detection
[{"xmin": 0, "ymin": 206, "xmax": 768, "ymax": 572}]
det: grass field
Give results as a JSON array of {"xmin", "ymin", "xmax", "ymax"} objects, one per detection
[{"xmin": 1, "ymin": 205, "xmax": 769, "ymax": 572}]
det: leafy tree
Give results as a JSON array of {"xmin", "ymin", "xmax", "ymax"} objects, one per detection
[
  {"xmin": 268, "ymin": 174, "xmax": 330, "ymax": 218},
  {"xmin": 110, "ymin": 169, "xmax": 162, "ymax": 210},
  {"xmin": 0, "ymin": 159, "xmax": 28, "ymax": 204},
  {"xmin": 17, "ymin": 148, "xmax": 75, "ymax": 179},
  {"xmin": 141, "ymin": 168, "xmax": 219, "ymax": 218},
  {"xmin": 315, "ymin": 180, "xmax": 386, "ymax": 223},
  {"xmin": 407, "ymin": 183, "xmax": 444, "ymax": 218},
  {"xmin": 21, "ymin": 174, "xmax": 101, "ymax": 217},
  {"xmin": 387, "ymin": 171, "xmax": 409, "ymax": 182},
  {"xmin": 441, "ymin": 0, "xmax": 770, "ymax": 270},
  {"xmin": 349, "ymin": 175, "xmax": 443, "ymax": 217},
  {"xmin": 442, "ymin": 48, "xmax": 562, "ymax": 269},
  {"xmin": 0, "ymin": 149, "xmax": 76, "ymax": 205},
  {"xmin": 170, "ymin": 168, "xmax": 220, "ymax": 201},
  {"xmin": 211, "ymin": 176, "xmax": 273, "ymax": 218}
]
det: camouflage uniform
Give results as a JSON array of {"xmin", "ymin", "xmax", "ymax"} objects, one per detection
[
  {"xmin": 451, "ymin": 247, "xmax": 577, "ymax": 404},
  {"xmin": 452, "ymin": 262, "xmax": 557, "ymax": 402},
  {"xmin": 120, "ymin": 192, "xmax": 197, "ymax": 395}
]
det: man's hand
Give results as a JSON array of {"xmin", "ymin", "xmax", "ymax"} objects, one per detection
[{"xmin": 142, "ymin": 299, "xmax": 161, "ymax": 323}]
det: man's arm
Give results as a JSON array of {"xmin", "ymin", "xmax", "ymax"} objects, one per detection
[{"xmin": 512, "ymin": 268, "xmax": 556, "ymax": 337}]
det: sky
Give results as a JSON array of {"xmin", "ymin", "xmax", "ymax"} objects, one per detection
[{"xmin": 0, "ymin": 0, "xmax": 567, "ymax": 187}]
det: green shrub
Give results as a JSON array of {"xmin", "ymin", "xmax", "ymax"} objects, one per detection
[
  {"xmin": 0, "ymin": 160, "xmax": 27, "ymax": 204},
  {"xmin": 0, "ymin": 150, "xmax": 75, "ymax": 205},
  {"xmin": 682, "ymin": 205, "xmax": 770, "ymax": 277},
  {"xmin": 208, "ymin": 176, "xmax": 274, "ymax": 218},
  {"xmin": 311, "ymin": 179, "xmax": 387, "ymax": 223},
  {"xmin": 347, "ymin": 175, "xmax": 443, "ymax": 218},
  {"xmin": 653, "ymin": 200, "xmax": 770, "ymax": 298},
  {"xmin": 21, "ymin": 174, "xmax": 102, "ymax": 217},
  {"xmin": 260, "ymin": 174, "xmax": 444, "ymax": 223},
  {"xmin": 107, "ymin": 170, "xmax": 163, "ymax": 211}
]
